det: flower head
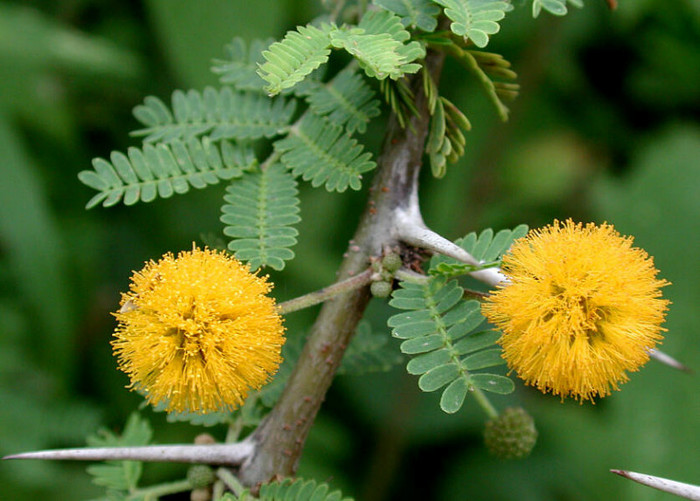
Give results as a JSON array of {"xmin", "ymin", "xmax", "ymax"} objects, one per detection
[
  {"xmin": 113, "ymin": 247, "xmax": 285, "ymax": 413},
  {"xmin": 482, "ymin": 220, "xmax": 669, "ymax": 402}
]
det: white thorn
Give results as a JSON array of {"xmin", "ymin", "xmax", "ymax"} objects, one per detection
[
  {"xmin": 3, "ymin": 442, "xmax": 254, "ymax": 466},
  {"xmin": 611, "ymin": 470, "xmax": 700, "ymax": 500},
  {"xmin": 394, "ymin": 207, "xmax": 506, "ymax": 287},
  {"xmin": 649, "ymin": 349, "xmax": 692, "ymax": 373}
]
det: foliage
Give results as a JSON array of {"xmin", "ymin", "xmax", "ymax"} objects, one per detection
[
  {"xmin": 373, "ymin": 0, "xmax": 441, "ymax": 32},
  {"xmin": 429, "ymin": 225, "xmax": 529, "ymax": 277},
  {"xmin": 221, "ymin": 164, "xmax": 301, "ymax": 270},
  {"xmin": 226, "ymin": 477, "xmax": 353, "ymax": 501},
  {"xmin": 532, "ymin": 0, "xmax": 584, "ymax": 18},
  {"xmin": 78, "ymin": 139, "xmax": 253, "ymax": 208},
  {"xmin": 433, "ymin": 0, "xmax": 513, "ymax": 48},
  {"xmin": 85, "ymin": 413, "xmax": 152, "ymax": 498},
  {"xmin": 2, "ymin": 1, "xmax": 697, "ymax": 500},
  {"xmin": 131, "ymin": 88, "xmax": 297, "ymax": 143},
  {"xmin": 258, "ymin": 477, "xmax": 353, "ymax": 501},
  {"xmin": 389, "ymin": 275, "xmax": 513, "ymax": 414},
  {"xmin": 274, "ymin": 113, "xmax": 376, "ymax": 192}
]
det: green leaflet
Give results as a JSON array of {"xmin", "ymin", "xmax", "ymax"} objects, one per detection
[
  {"xmin": 337, "ymin": 321, "xmax": 404, "ymax": 375},
  {"xmin": 331, "ymin": 9, "xmax": 425, "ymax": 80},
  {"xmin": 373, "ymin": 0, "xmax": 441, "ymax": 32},
  {"xmin": 79, "ymin": 138, "xmax": 253, "ymax": 208},
  {"xmin": 532, "ymin": 0, "xmax": 584, "ymax": 18},
  {"xmin": 274, "ymin": 112, "xmax": 376, "ymax": 192},
  {"xmin": 258, "ymin": 477, "xmax": 354, "ymax": 501},
  {"xmin": 85, "ymin": 413, "xmax": 152, "ymax": 494},
  {"xmin": 446, "ymin": 45, "xmax": 519, "ymax": 122},
  {"xmin": 220, "ymin": 163, "xmax": 300, "ymax": 271},
  {"xmin": 430, "ymin": 224, "xmax": 529, "ymax": 277},
  {"xmin": 300, "ymin": 67, "xmax": 381, "ymax": 134},
  {"xmin": 388, "ymin": 276, "xmax": 513, "ymax": 414},
  {"xmin": 258, "ymin": 24, "xmax": 333, "ymax": 96},
  {"xmin": 211, "ymin": 37, "xmax": 273, "ymax": 90},
  {"xmin": 432, "ymin": 0, "xmax": 512, "ymax": 48},
  {"xmin": 131, "ymin": 88, "xmax": 296, "ymax": 143}
]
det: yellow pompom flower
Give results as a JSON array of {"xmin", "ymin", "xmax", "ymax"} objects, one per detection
[
  {"xmin": 482, "ymin": 220, "xmax": 669, "ymax": 402},
  {"xmin": 113, "ymin": 247, "xmax": 285, "ymax": 413}
]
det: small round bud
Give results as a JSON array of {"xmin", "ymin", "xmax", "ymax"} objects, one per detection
[
  {"xmin": 371, "ymin": 280, "xmax": 393, "ymax": 298},
  {"xmin": 484, "ymin": 407, "xmax": 537, "ymax": 460},
  {"xmin": 381, "ymin": 253, "xmax": 402, "ymax": 273},
  {"xmin": 187, "ymin": 465, "xmax": 216, "ymax": 489}
]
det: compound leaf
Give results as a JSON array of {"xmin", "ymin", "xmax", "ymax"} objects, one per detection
[
  {"xmin": 259, "ymin": 478, "xmax": 353, "ymax": 501},
  {"xmin": 221, "ymin": 163, "xmax": 300, "ymax": 271},
  {"xmin": 331, "ymin": 9, "xmax": 425, "ymax": 80},
  {"xmin": 258, "ymin": 24, "xmax": 333, "ymax": 95},
  {"xmin": 433, "ymin": 0, "xmax": 512, "ymax": 48},
  {"xmin": 388, "ymin": 276, "xmax": 513, "ymax": 413},
  {"xmin": 131, "ymin": 88, "xmax": 296, "ymax": 143},
  {"xmin": 274, "ymin": 112, "xmax": 376, "ymax": 192},
  {"xmin": 532, "ymin": 0, "xmax": 584, "ymax": 18},
  {"xmin": 211, "ymin": 37, "xmax": 273, "ymax": 91},
  {"xmin": 301, "ymin": 67, "xmax": 381, "ymax": 134},
  {"xmin": 429, "ymin": 224, "xmax": 528, "ymax": 277},
  {"xmin": 373, "ymin": 0, "xmax": 441, "ymax": 32},
  {"xmin": 80, "ymin": 138, "xmax": 253, "ymax": 208}
]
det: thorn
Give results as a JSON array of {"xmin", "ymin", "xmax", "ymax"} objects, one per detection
[
  {"xmin": 650, "ymin": 349, "xmax": 692, "ymax": 373},
  {"xmin": 3, "ymin": 443, "xmax": 254, "ymax": 466},
  {"xmin": 611, "ymin": 469, "xmax": 700, "ymax": 500}
]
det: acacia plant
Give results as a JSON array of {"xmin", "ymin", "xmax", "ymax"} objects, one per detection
[{"xmin": 5, "ymin": 1, "xmax": 694, "ymax": 500}]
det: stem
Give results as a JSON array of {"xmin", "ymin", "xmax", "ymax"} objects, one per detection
[
  {"xmin": 217, "ymin": 467, "xmax": 247, "ymax": 497},
  {"xmin": 130, "ymin": 479, "xmax": 193, "ymax": 498},
  {"xmin": 472, "ymin": 387, "xmax": 499, "ymax": 420},
  {"xmin": 276, "ymin": 268, "xmax": 374, "ymax": 315},
  {"xmin": 237, "ymin": 46, "xmax": 447, "ymax": 489}
]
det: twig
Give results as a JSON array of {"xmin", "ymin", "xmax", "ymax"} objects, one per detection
[{"xmin": 277, "ymin": 268, "xmax": 374, "ymax": 315}]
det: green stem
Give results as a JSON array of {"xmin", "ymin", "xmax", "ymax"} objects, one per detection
[
  {"xmin": 128, "ymin": 479, "xmax": 193, "ymax": 498},
  {"xmin": 217, "ymin": 467, "xmax": 246, "ymax": 496},
  {"xmin": 276, "ymin": 268, "xmax": 374, "ymax": 315},
  {"xmin": 472, "ymin": 387, "xmax": 499, "ymax": 420}
]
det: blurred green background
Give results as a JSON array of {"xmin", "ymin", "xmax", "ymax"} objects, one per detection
[{"xmin": 0, "ymin": 0, "xmax": 697, "ymax": 499}]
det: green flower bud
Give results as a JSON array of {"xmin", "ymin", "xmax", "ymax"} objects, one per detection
[
  {"xmin": 371, "ymin": 280, "xmax": 393, "ymax": 298},
  {"xmin": 187, "ymin": 465, "xmax": 216, "ymax": 489},
  {"xmin": 381, "ymin": 253, "xmax": 403, "ymax": 273},
  {"xmin": 484, "ymin": 407, "xmax": 537, "ymax": 460}
]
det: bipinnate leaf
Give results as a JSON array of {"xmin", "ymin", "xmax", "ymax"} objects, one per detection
[
  {"xmin": 131, "ymin": 88, "xmax": 296, "ymax": 143},
  {"xmin": 212, "ymin": 37, "xmax": 273, "ymax": 90},
  {"xmin": 221, "ymin": 163, "xmax": 300, "ymax": 271},
  {"xmin": 274, "ymin": 112, "xmax": 376, "ymax": 192},
  {"xmin": 430, "ymin": 224, "xmax": 528, "ymax": 277},
  {"xmin": 301, "ymin": 67, "xmax": 381, "ymax": 134},
  {"xmin": 388, "ymin": 276, "xmax": 514, "ymax": 413},
  {"xmin": 337, "ymin": 321, "xmax": 403, "ymax": 375},
  {"xmin": 331, "ymin": 9, "xmax": 425, "ymax": 80},
  {"xmin": 433, "ymin": 0, "xmax": 512, "ymax": 48},
  {"xmin": 374, "ymin": 0, "xmax": 441, "ymax": 32},
  {"xmin": 257, "ymin": 24, "xmax": 333, "ymax": 96},
  {"xmin": 85, "ymin": 413, "xmax": 152, "ymax": 493},
  {"xmin": 532, "ymin": 0, "xmax": 584, "ymax": 18},
  {"xmin": 259, "ymin": 477, "xmax": 353, "ymax": 501},
  {"xmin": 79, "ymin": 138, "xmax": 253, "ymax": 208}
]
